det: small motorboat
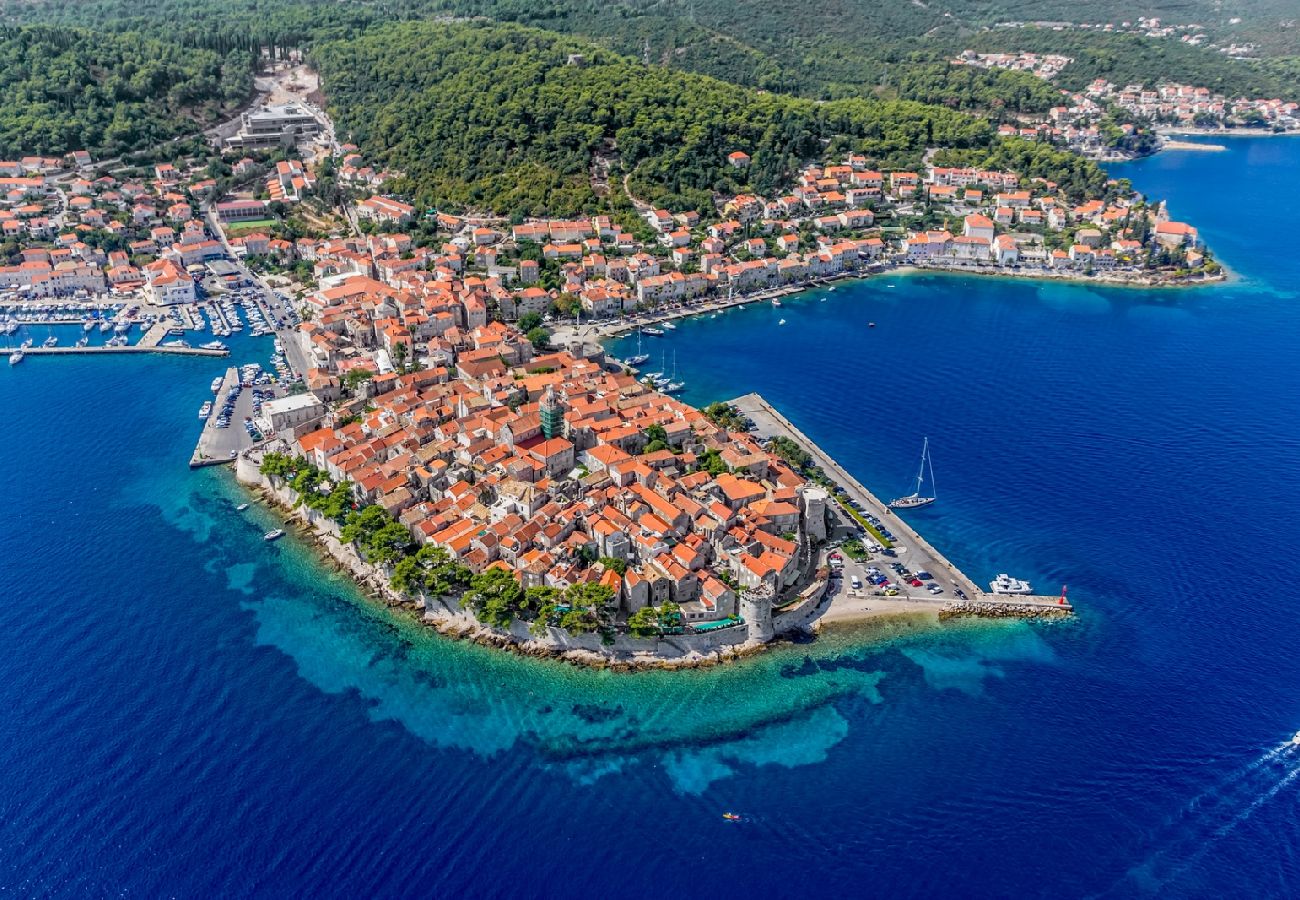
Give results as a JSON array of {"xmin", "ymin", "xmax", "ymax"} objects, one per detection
[
  {"xmin": 1290, "ymin": 731, "xmax": 1300, "ymax": 747},
  {"xmin": 236, "ymin": 503, "xmax": 250, "ymax": 511},
  {"xmin": 263, "ymin": 529, "xmax": 285, "ymax": 542},
  {"xmin": 722, "ymin": 813, "xmax": 742, "ymax": 821},
  {"xmin": 778, "ymin": 318, "xmax": 786, "ymax": 325},
  {"xmin": 869, "ymin": 322, "xmax": 876, "ymax": 328}
]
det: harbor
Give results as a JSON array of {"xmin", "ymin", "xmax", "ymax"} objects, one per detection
[
  {"xmin": 728, "ymin": 392, "xmax": 1073, "ymax": 619},
  {"xmin": 189, "ymin": 361, "xmax": 282, "ymax": 467}
]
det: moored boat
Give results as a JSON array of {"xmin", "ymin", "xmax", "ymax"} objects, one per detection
[
  {"xmin": 889, "ymin": 437, "xmax": 937, "ymax": 510},
  {"xmin": 263, "ymin": 529, "xmax": 285, "ymax": 542},
  {"xmin": 989, "ymin": 573, "xmax": 1033, "ymax": 594}
]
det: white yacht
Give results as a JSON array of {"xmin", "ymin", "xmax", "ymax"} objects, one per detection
[
  {"xmin": 263, "ymin": 529, "xmax": 285, "ymax": 542},
  {"xmin": 889, "ymin": 437, "xmax": 937, "ymax": 509},
  {"xmin": 198, "ymin": 401, "xmax": 213, "ymax": 420},
  {"xmin": 990, "ymin": 574, "xmax": 1033, "ymax": 595},
  {"xmin": 1290, "ymin": 731, "xmax": 1300, "ymax": 747},
  {"xmin": 8, "ymin": 349, "xmax": 23, "ymax": 366}
]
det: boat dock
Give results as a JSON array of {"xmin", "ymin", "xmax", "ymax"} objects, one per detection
[
  {"xmin": 21, "ymin": 344, "xmax": 228, "ymax": 358},
  {"xmin": 728, "ymin": 392, "xmax": 1071, "ymax": 615},
  {"xmin": 189, "ymin": 368, "xmax": 254, "ymax": 468}
]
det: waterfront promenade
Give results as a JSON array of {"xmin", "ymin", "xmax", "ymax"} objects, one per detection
[{"xmin": 729, "ymin": 392, "xmax": 1072, "ymax": 615}]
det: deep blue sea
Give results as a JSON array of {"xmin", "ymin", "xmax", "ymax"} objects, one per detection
[{"xmin": 4, "ymin": 136, "xmax": 1300, "ymax": 897}]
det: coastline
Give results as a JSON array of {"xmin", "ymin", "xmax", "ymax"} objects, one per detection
[
  {"xmin": 233, "ymin": 441, "xmax": 1067, "ymax": 672},
  {"xmin": 235, "ymin": 459, "xmax": 813, "ymax": 671},
  {"xmin": 1157, "ymin": 126, "xmax": 1300, "ymax": 140},
  {"xmin": 562, "ymin": 260, "xmax": 1228, "ymax": 346}
]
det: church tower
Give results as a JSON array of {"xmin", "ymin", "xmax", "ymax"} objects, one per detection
[{"xmin": 540, "ymin": 384, "xmax": 566, "ymax": 439}]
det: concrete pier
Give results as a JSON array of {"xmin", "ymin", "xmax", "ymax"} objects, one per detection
[
  {"xmin": 728, "ymin": 392, "xmax": 1071, "ymax": 615},
  {"xmin": 22, "ymin": 344, "xmax": 228, "ymax": 358},
  {"xmin": 190, "ymin": 368, "xmax": 254, "ymax": 467}
]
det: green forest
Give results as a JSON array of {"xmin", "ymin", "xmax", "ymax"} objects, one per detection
[
  {"xmin": 0, "ymin": 24, "xmax": 251, "ymax": 157},
  {"xmin": 311, "ymin": 21, "xmax": 1005, "ymax": 217},
  {"xmin": 5, "ymin": 0, "xmax": 1293, "ymax": 112}
]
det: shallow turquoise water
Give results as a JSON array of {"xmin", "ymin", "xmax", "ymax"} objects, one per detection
[{"xmin": 2, "ymin": 136, "xmax": 1300, "ymax": 896}]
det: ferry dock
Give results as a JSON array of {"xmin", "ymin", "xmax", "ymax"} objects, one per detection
[{"xmin": 728, "ymin": 392, "xmax": 1072, "ymax": 617}]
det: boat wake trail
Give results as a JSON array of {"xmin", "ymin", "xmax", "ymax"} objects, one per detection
[{"xmin": 1105, "ymin": 742, "xmax": 1300, "ymax": 896}]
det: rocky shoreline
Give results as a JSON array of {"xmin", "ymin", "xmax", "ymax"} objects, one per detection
[
  {"xmin": 243, "ymin": 471, "xmax": 792, "ymax": 671},
  {"xmin": 239, "ymin": 453, "xmax": 1073, "ymax": 672}
]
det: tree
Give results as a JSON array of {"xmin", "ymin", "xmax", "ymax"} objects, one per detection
[
  {"xmin": 365, "ymin": 520, "xmax": 414, "ymax": 565},
  {"xmin": 517, "ymin": 311, "xmax": 543, "ymax": 332},
  {"xmin": 696, "ymin": 447, "xmax": 729, "ymax": 475},
  {"xmin": 642, "ymin": 423, "xmax": 668, "ymax": 455},
  {"xmin": 599, "ymin": 556, "xmax": 627, "ymax": 575},
  {"xmin": 627, "ymin": 605, "xmax": 660, "ymax": 637},
  {"xmin": 342, "ymin": 368, "xmax": 374, "ymax": 394},
  {"xmin": 559, "ymin": 581, "xmax": 616, "ymax": 633},
  {"xmin": 464, "ymin": 567, "xmax": 525, "ymax": 628},
  {"xmin": 526, "ymin": 326, "xmax": 550, "ymax": 349}
]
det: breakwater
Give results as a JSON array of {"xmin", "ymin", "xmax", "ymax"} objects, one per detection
[{"xmin": 728, "ymin": 392, "xmax": 1073, "ymax": 618}]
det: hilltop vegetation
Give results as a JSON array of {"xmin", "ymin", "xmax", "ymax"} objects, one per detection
[
  {"xmin": 0, "ymin": 24, "xmax": 251, "ymax": 157},
  {"xmin": 11, "ymin": 0, "xmax": 1293, "ymax": 113},
  {"xmin": 312, "ymin": 21, "xmax": 1001, "ymax": 217}
]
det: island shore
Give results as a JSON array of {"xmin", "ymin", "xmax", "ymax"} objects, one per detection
[
  {"xmin": 553, "ymin": 261, "xmax": 1223, "ymax": 347},
  {"xmin": 234, "ymin": 421, "xmax": 1069, "ymax": 672}
]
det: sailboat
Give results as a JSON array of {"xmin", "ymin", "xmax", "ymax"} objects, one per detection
[
  {"xmin": 888, "ymin": 437, "xmax": 937, "ymax": 509},
  {"xmin": 624, "ymin": 330, "xmax": 649, "ymax": 366},
  {"xmin": 665, "ymin": 349, "xmax": 685, "ymax": 393}
]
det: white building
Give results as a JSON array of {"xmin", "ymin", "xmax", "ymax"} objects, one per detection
[{"xmin": 257, "ymin": 394, "xmax": 326, "ymax": 436}]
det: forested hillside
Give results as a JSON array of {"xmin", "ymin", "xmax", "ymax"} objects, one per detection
[
  {"xmin": 16, "ymin": 0, "xmax": 1290, "ymax": 111},
  {"xmin": 0, "ymin": 25, "xmax": 251, "ymax": 157},
  {"xmin": 0, "ymin": 0, "xmax": 1290, "ymax": 166},
  {"xmin": 310, "ymin": 21, "xmax": 1119, "ymax": 218}
]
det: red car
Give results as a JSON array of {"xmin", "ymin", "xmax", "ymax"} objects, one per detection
[{"xmin": 909, "ymin": 578, "xmax": 924, "ymax": 587}]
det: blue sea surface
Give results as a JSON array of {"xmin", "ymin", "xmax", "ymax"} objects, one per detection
[{"xmin": 3, "ymin": 136, "xmax": 1300, "ymax": 896}]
